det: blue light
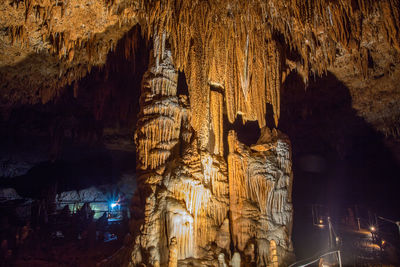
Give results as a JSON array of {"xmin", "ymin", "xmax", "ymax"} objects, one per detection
[{"xmin": 110, "ymin": 202, "xmax": 119, "ymax": 209}]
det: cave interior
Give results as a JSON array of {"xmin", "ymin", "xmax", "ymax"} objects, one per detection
[{"xmin": 1, "ymin": 0, "xmax": 400, "ymax": 266}]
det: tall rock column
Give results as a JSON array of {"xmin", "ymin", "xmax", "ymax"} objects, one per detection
[
  {"xmin": 131, "ymin": 30, "xmax": 293, "ymax": 267},
  {"xmin": 131, "ymin": 33, "xmax": 230, "ymax": 266},
  {"xmin": 132, "ymin": 32, "xmax": 190, "ymax": 266},
  {"xmin": 228, "ymin": 127, "xmax": 294, "ymax": 266}
]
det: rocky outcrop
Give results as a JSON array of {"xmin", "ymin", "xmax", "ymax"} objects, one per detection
[
  {"xmin": 0, "ymin": 188, "xmax": 22, "ymax": 200},
  {"xmin": 0, "ymin": 151, "xmax": 47, "ymax": 178}
]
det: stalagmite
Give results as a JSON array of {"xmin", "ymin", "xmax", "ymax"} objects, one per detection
[
  {"xmin": 269, "ymin": 240, "xmax": 279, "ymax": 267},
  {"xmin": 132, "ymin": 31, "xmax": 230, "ymax": 266},
  {"xmin": 231, "ymin": 252, "xmax": 241, "ymax": 267},
  {"xmin": 124, "ymin": 0, "xmax": 400, "ymax": 265},
  {"xmin": 133, "ymin": 65, "xmax": 294, "ymax": 265},
  {"xmin": 218, "ymin": 253, "xmax": 227, "ymax": 267},
  {"xmin": 132, "ymin": 30, "xmax": 183, "ymax": 266}
]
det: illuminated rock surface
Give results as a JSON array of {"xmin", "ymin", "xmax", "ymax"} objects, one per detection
[
  {"xmin": 130, "ymin": 34, "xmax": 294, "ymax": 266},
  {"xmin": 1, "ymin": 0, "xmax": 399, "ymax": 138},
  {"xmin": 1, "ymin": 0, "xmax": 400, "ymax": 266},
  {"xmin": 228, "ymin": 128, "xmax": 293, "ymax": 265}
]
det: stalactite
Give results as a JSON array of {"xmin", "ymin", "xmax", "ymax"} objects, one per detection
[
  {"xmin": 138, "ymin": 0, "xmax": 400, "ymax": 129},
  {"xmin": 210, "ymin": 89, "xmax": 224, "ymax": 156},
  {"xmin": 8, "ymin": 25, "xmax": 27, "ymax": 47},
  {"xmin": 121, "ymin": 1, "xmax": 400, "ymax": 266},
  {"xmin": 4, "ymin": 0, "xmax": 399, "ymax": 124}
]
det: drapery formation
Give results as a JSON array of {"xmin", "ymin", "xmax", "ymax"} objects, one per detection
[
  {"xmin": 132, "ymin": 33, "xmax": 294, "ymax": 266},
  {"xmin": 133, "ymin": 33, "xmax": 231, "ymax": 266},
  {"xmin": 137, "ymin": 0, "xmax": 400, "ymax": 135},
  {"xmin": 129, "ymin": 0, "xmax": 400, "ymax": 266},
  {"xmin": 228, "ymin": 128, "xmax": 293, "ymax": 266}
]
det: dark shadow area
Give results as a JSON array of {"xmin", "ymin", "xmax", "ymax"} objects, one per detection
[
  {"xmin": 0, "ymin": 25, "xmax": 148, "ymax": 266},
  {"xmin": 279, "ymin": 71, "xmax": 400, "ymax": 264},
  {"xmin": 177, "ymin": 71, "xmax": 189, "ymax": 97},
  {"xmin": 265, "ymin": 103, "xmax": 277, "ymax": 129},
  {"xmin": 223, "ymin": 114, "xmax": 261, "ymax": 158},
  {"xmin": 0, "ymin": 24, "xmax": 149, "ymax": 183}
]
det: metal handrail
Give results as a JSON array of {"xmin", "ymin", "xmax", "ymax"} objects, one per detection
[{"xmin": 289, "ymin": 250, "xmax": 342, "ymax": 267}]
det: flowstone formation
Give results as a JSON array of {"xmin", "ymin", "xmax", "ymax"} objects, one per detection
[
  {"xmin": 131, "ymin": 33, "xmax": 294, "ymax": 266},
  {"xmin": 228, "ymin": 129, "xmax": 293, "ymax": 266},
  {"xmin": 132, "ymin": 33, "xmax": 231, "ymax": 266}
]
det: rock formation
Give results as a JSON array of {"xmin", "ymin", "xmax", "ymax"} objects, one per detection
[
  {"xmin": 228, "ymin": 128, "xmax": 293, "ymax": 265},
  {"xmin": 132, "ymin": 32, "xmax": 231, "ymax": 266},
  {"xmin": 130, "ymin": 30, "xmax": 294, "ymax": 265},
  {"xmin": 1, "ymin": 0, "xmax": 400, "ymax": 266},
  {"xmin": 1, "ymin": 0, "xmax": 399, "ymax": 139}
]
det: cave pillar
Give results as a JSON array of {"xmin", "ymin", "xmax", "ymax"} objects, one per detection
[
  {"xmin": 132, "ymin": 31, "xmax": 293, "ymax": 266},
  {"xmin": 132, "ymin": 31, "xmax": 184, "ymax": 265},
  {"xmin": 227, "ymin": 128, "xmax": 294, "ymax": 266},
  {"xmin": 132, "ymin": 32, "xmax": 230, "ymax": 265},
  {"xmin": 210, "ymin": 89, "xmax": 224, "ymax": 156}
]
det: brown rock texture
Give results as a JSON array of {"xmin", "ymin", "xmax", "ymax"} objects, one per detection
[
  {"xmin": 131, "ymin": 33, "xmax": 294, "ymax": 266},
  {"xmin": 1, "ymin": 0, "xmax": 400, "ymax": 266},
  {"xmin": 0, "ymin": 0, "xmax": 139, "ymax": 105},
  {"xmin": 228, "ymin": 128, "xmax": 294, "ymax": 266},
  {"xmin": 132, "ymin": 33, "xmax": 232, "ymax": 266},
  {"xmin": 1, "ymin": 0, "xmax": 399, "ymax": 137}
]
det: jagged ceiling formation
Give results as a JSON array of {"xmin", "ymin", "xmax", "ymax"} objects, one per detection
[
  {"xmin": 1, "ymin": 0, "xmax": 399, "ymax": 138},
  {"xmin": 0, "ymin": 0, "xmax": 139, "ymax": 105},
  {"xmin": 139, "ymin": 0, "xmax": 400, "ymax": 129}
]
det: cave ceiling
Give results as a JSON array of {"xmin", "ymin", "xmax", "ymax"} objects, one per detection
[{"xmin": 0, "ymin": 0, "xmax": 399, "ymax": 139}]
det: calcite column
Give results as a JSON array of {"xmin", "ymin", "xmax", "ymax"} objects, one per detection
[
  {"xmin": 168, "ymin": 237, "xmax": 178, "ymax": 267},
  {"xmin": 131, "ymin": 32, "xmax": 293, "ymax": 267},
  {"xmin": 210, "ymin": 89, "xmax": 224, "ymax": 156},
  {"xmin": 228, "ymin": 127, "xmax": 294, "ymax": 266},
  {"xmin": 132, "ymin": 32, "xmax": 188, "ymax": 266},
  {"xmin": 132, "ymin": 33, "xmax": 230, "ymax": 266}
]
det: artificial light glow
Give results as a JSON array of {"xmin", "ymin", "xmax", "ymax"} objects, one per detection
[
  {"xmin": 370, "ymin": 226, "xmax": 376, "ymax": 232},
  {"xmin": 319, "ymin": 219, "xmax": 323, "ymax": 224},
  {"xmin": 111, "ymin": 202, "xmax": 119, "ymax": 208}
]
